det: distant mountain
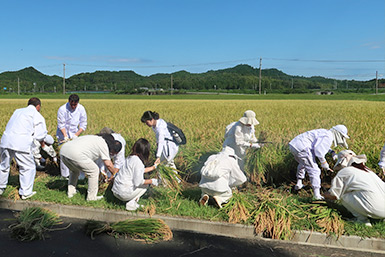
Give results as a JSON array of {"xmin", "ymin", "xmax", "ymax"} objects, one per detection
[{"xmin": 0, "ymin": 65, "xmax": 381, "ymax": 94}]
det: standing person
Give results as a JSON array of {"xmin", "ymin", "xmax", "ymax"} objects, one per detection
[
  {"xmin": 97, "ymin": 127, "xmax": 126, "ymax": 181},
  {"xmin": 289, "ymin": 125, "xmax": 349, "ymax": 200},
  {"xmin": 324, "ymin": 150, "xmax": 385, "ymax": 227},
  {"xmin": 56, "ymin": 94, "xmax": 87, "ymax": 179},
  {"xmin": 199, "ymin": 146, "xmax": 247, "ymax": 208},
  {"xmin": 0, "ymin": 97, "xmax": 47, "ymax": 199},
  {"xmin": 112, "ymin": 138, "xmax": 160, "ymax": 211},
  {"xmin": 222, "ymin": 110, "xmax": 261, "ymax": 171},
  {"xmin": 60, "ymin": 134, "xmax": 121, "ymax": 201},
  {"xmin": 32, "ymin": 135, "xmax": 57, "ymax": 170},
  {"xmin": 377, "ymin": 144, "xmax": 385, "ymax": 175},
  {"xmin": 141, "ymin": 111, "xmax": 179, "ymax": 169}
]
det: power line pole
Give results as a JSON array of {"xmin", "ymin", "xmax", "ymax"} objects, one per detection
[
  {"xmin": 376, "ymin": 71, "xmax": 378, "ymax": 95},
  {"xmin": 63, "ymin": 63, "xmax": 66, "ymax": 95},
  {"xmin": 170, "ymin": 74, "xmax": 173, "ymax": 95},
  {"xmin": 17, "ymin": 77, "xmax": 20, "ymax": 95},
  {"xmin": 258, "ymin": 58, "xmax": 262, "ymax": 95}
]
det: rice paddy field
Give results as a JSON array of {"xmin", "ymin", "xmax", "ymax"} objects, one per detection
[{"xmin": 1, "ymin": 95, "xmax": 385, "ymax": 240}]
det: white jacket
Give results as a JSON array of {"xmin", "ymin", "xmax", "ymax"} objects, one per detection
[
  {"xmin": 112, "ymin": 155, "xmax": 145, "ymax": 196},
  {"xmin": 289, "ymin": 129, "xmax": 333, "ymax": 159},
  {"xmin": 0, "ymin": 105, "xmax": 47, "ymax": 153},
  {"xmin": 199, "ymin": 147, "xmax": 247, "ymax": 193},
  {"xmin": 222, "ymin": 121, "xmax": 257, "ymax": 158},
  {"xmin": 56, "ymin": 102, "xmax": 87, "ymax": 140},
  {"xmin": 153, "ymin": 119, "xmax": 179, "ymax": 160}
]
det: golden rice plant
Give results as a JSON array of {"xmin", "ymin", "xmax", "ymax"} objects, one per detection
[
  {"xmin": 9, "ymin": 207, "xmax": 65, "ymax": 241},
  {"xmin": 221, "ymin": 192, "xmax": 253, "ymax": 224},
  {"xmin": 156, "ymin": 164, "xmax": 184, "ymax": 192},
  {"xmin": 84, "ymin": 218, "xmax": 172, "ymax": 243}
]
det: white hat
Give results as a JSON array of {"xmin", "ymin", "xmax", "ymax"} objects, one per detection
[
  {"xmin": 333, "ymin": 150, "xmax": 367, "ymax": 171},
  {"xmin": 44, "ymin": 135, "xmax": 54, "ymax": 145},
  {"xmin": 239, "ymin": 110, "xmax": 259, "ymax": 126},
  {"xmin": 331, "ymin": 125, "xmax": 349, "ymax": 139}
]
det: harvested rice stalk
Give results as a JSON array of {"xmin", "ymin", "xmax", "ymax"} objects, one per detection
[
  {"xmin": 309, "ymin": 205, "xmax": 345, "ymax": 237},
  {"xmin": 8, "ymin": 187, "xmax": 20, "ymax": 202},
  {"xmin": 156, "ymin": 165, "xmax": 183, "ymax": 192},
  {"xmin": 9, "ymin": 207, "xmax": 66, "ymax": 241},
  {"xmin": 85, "ymin": 218, "xmax": 173, "ymax": 243},
  {"xmin": 144, "ymin": 199, "xmax": 157, "ymax": 217},
  {"xmin": 245, "ymin": 148, "xmax": 267, "ymax": 185},
  {"xmin": 221, "ymin": 193, "xmax": 252, "ymax": 224}
]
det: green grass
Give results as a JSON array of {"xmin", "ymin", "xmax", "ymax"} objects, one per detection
[{"xmin": 2, "ymin": 172, "xmax": 384, "ymax": 240}]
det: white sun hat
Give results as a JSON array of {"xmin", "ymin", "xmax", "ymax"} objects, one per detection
[
  {"xmin": 44, "ymin": 135, "xmax": 54, "ymax": 145},
  {"xmin": 239, "ymin": 110, "xmax": 259, "ymax": 126},
  {"xmin": 331, "ymin": 125, "xmax": 349, "ymax": 139},
  {"xmin": 334, "ymin": 149, "xmax": 367, "ymax": 171}
]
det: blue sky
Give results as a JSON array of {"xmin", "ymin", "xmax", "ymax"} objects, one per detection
[{"xmin": 1, "ymin": 0, "xmax": 384, "ymax": 80}]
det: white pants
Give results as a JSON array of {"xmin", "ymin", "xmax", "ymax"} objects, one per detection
[
  {"xmin": 113, "ymin": 186, "xmax": 148, "ymax": 202},
  {"xmin": 0, "ymin": 148, "xmax": 36, "ymax": 196},
  {"xmin": 289, "ymin": 145, "xmax": 321, "ymax": 189},
  {"xmin": 201, "ymin": 188, "xmax": 233, "ymax": 205},
  {"xmin": 61, "ymin": 156, "xmax": 100, "ymax": 201},
  {"xmin": 342, "ymin": 191, "xmax": 385, "ymax": 220}
]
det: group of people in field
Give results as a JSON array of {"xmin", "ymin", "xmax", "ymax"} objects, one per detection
[{"xmin": 0, "ymin": 96, "xmax": 384, "ymax": 226}]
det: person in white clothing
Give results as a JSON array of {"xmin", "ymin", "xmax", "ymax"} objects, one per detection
[
  {"xmin": 60, "ymin": 134, "xmax": 121, "ymax": 201},
  {"xmin": 141, "ymin": 111, "xmax": 179, "ymax": 169},
  {"xmin": 32, "ymin": 135, "xmax": 57, "ymax": 170},
  {"xmin": 96, "ymin": 127, "xmax": 126, "ymax": 181},
  {"xmin": 199, "ymin": 146, "xmax": 247, "ymax": 208},
  {"xmin": 323, "ymin": 150, "xmax": 385, "ymax": 227},
  {"xmin": 112, "ymin": 138, "xmax": 160, "ymax": 211},
  {"xmin": 377, "ymin": 144, "xmax": 385, "ymax": 175},
  {"xmin": 222, "ymin": 110, "xmax": 261, "ymax": 171},
  {"xmin": 0, "ymin": 97, "xmax": 47, "ymax": 199},
  {"xmin": 56, "ymin": 94, "xmax": 87, "ymax": 178},
  {"xmin": 289, "ymin": 125, "xmax": 349, "ymax": 200}
]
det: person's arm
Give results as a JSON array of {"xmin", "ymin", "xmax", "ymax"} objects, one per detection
[
  {"xmin": 57, "ymin": 107, "xmax": 68, "ymax": 139},
  {"xmin": 322, "ymin": 191, "xmax": 337, "ymax": 201},
  {"xmin": 103, "ymin": 159, "xmax": 119, "ymax": 177},
  {"xmin": 77, "ymin": 106, "xmax": 87, "ymax": 136}
]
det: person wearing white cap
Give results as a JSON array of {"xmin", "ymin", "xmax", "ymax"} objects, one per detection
[
  {"xmin": 289, "ymin": 125, "xmax": 349, "ymax": 200},
  {"xmin": 199, "ymin": 146, "xmax": 247, "ymax": 208},
  {"xmin": 32, "ymin": 135, "xmax": 57, "ymax": 170},
  {"xmin": 323, "ymin": 150, "xmax": 385, "ymax": 226},
  {"xmin": 0, "ymin": 97, "xmax": 47, "ymax": 200},
  {"xmin": 56, "ymin": 94, "xmax": 87, "ymax": 179},
  {"xmin": 222, "ymin": 110, "xmax": 261, "ymax": 171}
]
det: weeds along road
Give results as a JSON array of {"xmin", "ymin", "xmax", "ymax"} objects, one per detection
[{"xmin": 0, "ymin": 208, "xmax": 383, "ymax": 257}]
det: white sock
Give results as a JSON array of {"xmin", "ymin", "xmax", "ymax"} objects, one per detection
[{"xmin": 295, "ymin": 179, "xmax": 303, "ymax": 190}]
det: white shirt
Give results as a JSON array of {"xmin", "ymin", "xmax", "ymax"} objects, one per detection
[
  {"xmin": 199, "ymin": 148, "xmax": 247, "ymax": 193},
  {"xmin": 112, "ymin": 155, "xmax": 145, "ymax": 196},
  {"xmin": 111, "ymin": 133, "xmax": 126, "ymax": 169},
  {"xmin": 222, "ymin": 121, "xmax": 257, "ymax": 157},
  {"xmin": 32, "ymin": 139, "xmax": 56, "ymax": 159},
  {"xmin": 289, "ymin": 129, "xmax": 333, "ymax": 158},
  {"xmin": 60, "ymin": 135, "xmax": 110, "ymax": 162},
  {"xmin": 56, "ymin": 102, "xmax": 87, "ymax": 140},
  {"xmin": 0, "ymin": 105, "xmax": 47, "ymax": 153},
  {"xmin": 152, "ymin": 119, "xmax": 177, "ymax": 158}
]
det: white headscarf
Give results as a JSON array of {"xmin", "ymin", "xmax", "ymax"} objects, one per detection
[
  {"xmin": 333, "ymin": 150, "xmax": 367, "ymax": 171},
  {"xmin": 330, "ymin": 125, "xmax": 349, "ymax": 149}
]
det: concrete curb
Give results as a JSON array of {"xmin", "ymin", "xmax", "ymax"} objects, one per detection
[{"xmin": 1, "ymin": 198, "xmax": 384, "ymax": 254}]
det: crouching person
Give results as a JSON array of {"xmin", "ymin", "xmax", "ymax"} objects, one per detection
[
  {"xmin": 112, "ymin": 138, "xmax": 160, "ymax": 211},
  {"xmin": 323, "ymin": 150, "xmax": 385, "ymax": 227},
  {"xmin": 60, "ymin": 134, "xmax": 121, "ymax": 201},
  {"xmin": 199, "ymin": 146, "xmax": 247, "ymax": 208}
]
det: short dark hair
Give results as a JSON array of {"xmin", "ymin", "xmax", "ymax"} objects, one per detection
[
  {"xmin": 68, "ymin": 94, "xmax": 79, "ymax": 103},
  {"xmin": 27, "ymin": 97, "xmax": 41, "ymax": 107},
  {"xmin": 141, "ymin": 111, "xmax": 159, "ymax": 123},
  {"xmin": 98, "ymin": 133, "xmax": 122, "ymax": 154},
  {"xmin": 130, "ymin": 138, "xmax": 151, "ymax": 164}
]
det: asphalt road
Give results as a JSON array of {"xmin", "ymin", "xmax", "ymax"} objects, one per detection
[{"xmin": 0, "ymin": 208, "xmax": 383, "ymax": 257}]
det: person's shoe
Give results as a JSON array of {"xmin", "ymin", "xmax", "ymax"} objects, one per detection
[
  {"xmin": 294, "ymin": 184, "xmax": 303, "ymax": 190},
  {"xmin": 21, "ymin": 191, "xmax": 36, "ymax": 200},
  {"xmin": 0, "ymin": 188, "xmax": 4, "ymax": 195},
  {"xmin": 357, "ymin": 217, "xmax": 372, "ymax": 227},
  {"xmin": 126, "ymin": 200, "xmax": 139, "ymax": 211},
  {"xmin": 212, "ymin": 196, "xmax": 222, "ymax": 209},
  {"xmin": 199, "ymin": 194, "xmax": 209, "ymax": 206},
  {"xmin": 313, "ymin": 194, "xmax": 324, "ymax": 200},
  {"xmin": 87, "ymin": 195, "xmax": 103, "ymax": 201}
]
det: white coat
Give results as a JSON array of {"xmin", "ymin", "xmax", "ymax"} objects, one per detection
[
  {"xmin": 329, "ymin": 166, "xmax": 385, "ymax": 220},
  {"xmin": 0, "ymin": 105, "xmax": 47, "ymax": 196},
  {"xmin": 199, "ymin": 147, "xmax": 247, "ymax": 204},
  {"xmin": 97, "ymin": 133, "xmax": 126, "ymax": 178},
  {"xmin": 56, "ymin": 102, "xmax": 87, "ymax": 141},
  {"xmin": 153, "ymin": 119, "xmax": 179, "ymax": 163},
  {"xmin": 32, "ymin": 139, "xmax": 56, "ymax": 165}
]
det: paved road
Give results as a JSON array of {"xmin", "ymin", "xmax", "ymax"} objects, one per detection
[{"xmin": 0, "ymin": 208, "xmax": 383, "ymax": 257}]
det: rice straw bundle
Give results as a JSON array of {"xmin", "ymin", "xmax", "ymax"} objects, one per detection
[
  {"xmin": 221, "ymin": 193, "xmax": 252, "ymax": 224},
  {"xmin": 245, "ymin": 148, "xmax": 267, "ymax": 185},
  {"xmin": 85, "ymin": 218, "xmax": 173, "ymax": 243},
  {"xmin": 156, "ymin": 165, "xmax": 183, "ymax": 192},
  {"xmin": 9, "ymin": 207, "xmax": 65, "ymax": 241}
]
